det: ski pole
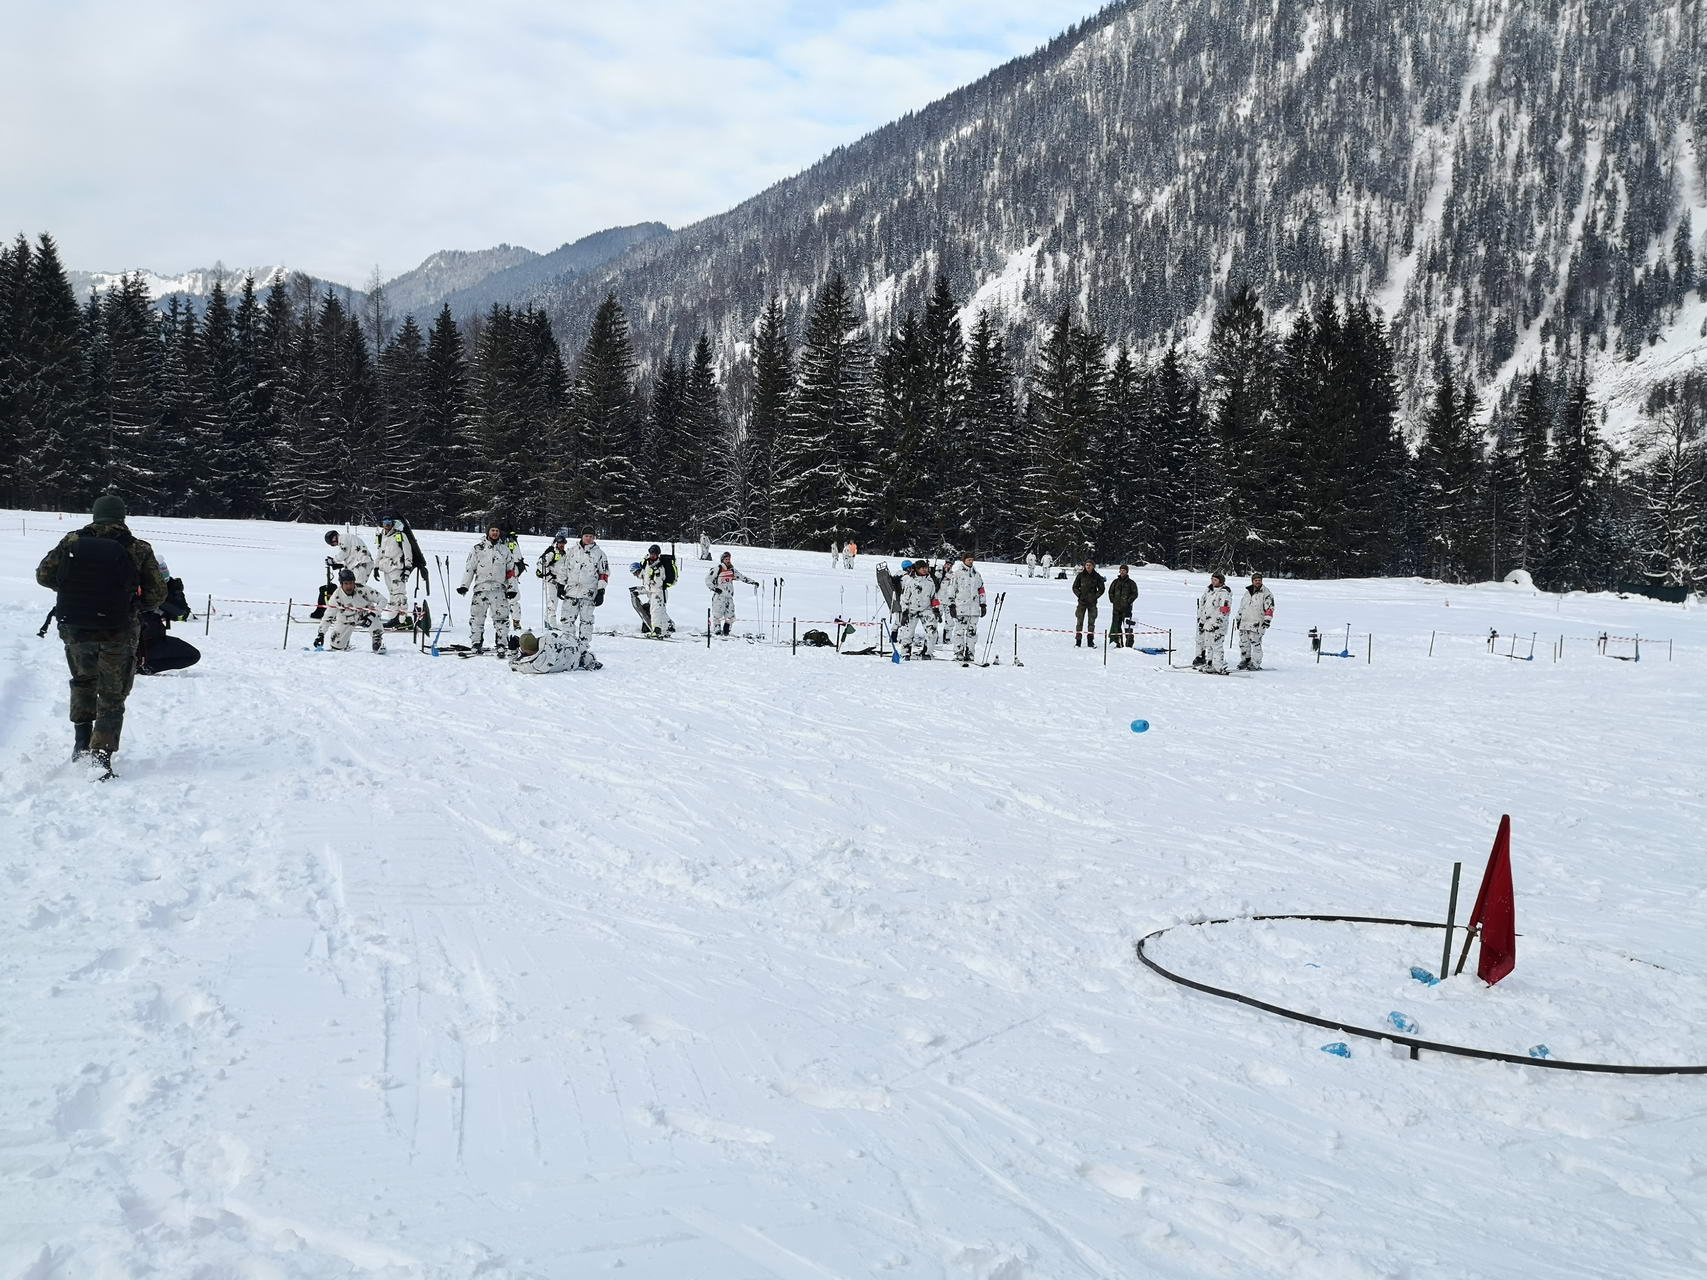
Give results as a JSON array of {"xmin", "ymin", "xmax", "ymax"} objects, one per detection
[
  {"xmin": 282, "ymin": 600, "xmax": 292, "ymax": 650},
  {"xmin": 205, "ymin": 595, "xmax": 213, "ymax": 635},
  {"xmin": 707, "ymin": 608, "xmax": 712, "ymax": 649}
]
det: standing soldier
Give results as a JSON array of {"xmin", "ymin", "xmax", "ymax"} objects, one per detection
[
  {"xmin": 844, "ymin": 539, "xmax": 858, "ymax": 569},
  {"xmin": 1041, "ymin": 551, "xmax": 1055, "ymax": 577},
  {"xmin": 1235, "ymin": 572, "xmax": 1276, "ymax": 670},
  {"xmin": 1071, "ymin": 559, "xmax": 1106, "ymax": 649},
  {"xmin": 456, "ymin": 520, "xmax": 515, "ymax": 656},
  {"xmin": 830, "ymin": 539, "xmax": 843, "ymax": 569},
  {"xmin": 373, "ymin": 516, "xmax": 415, "ymax": 628},
  {"xmin": 1024, "ymin": 550, "xmax": 1038, "ymax": 578},
  {"xmin": 707, "ymin": 551, "xmax": 758, "ymax": 636},
  {"xmin": 324, "ymin": 528, "xmax": 375, "ymax": 585},
  {"xmin": 1108, "ymin": 565, "xmax": 1138, "ymax": 649},
  {"xmin": 1194, "ymin": 572, "xmax": 1234, "ymax": 674},
  {"xmin": 896, "ymin": 560, "xmax": 939, "ymax": 659},
  {"xmin": 316, "ymin": 569, "xmax": 389, "ymax": 653},
  {"xmin": 536, "ymin": 530, "xmax": 573, "ymax": 630},
  {"xmin": 697, "ymin": 532, "xmax": 713, "ymax": 561},
  {"xmin": 554, "ymin": 527, "xmax": 609, "ymax": 640},
  {"xmin": 636, "ymin": 544, "xmax": 675, "ymax": 638},
  {"xmin": 941, "ymin": 551, "xmax": 987, "ymax": 664},
  {"xmin": 35, "ymin": 493, "xmax": 166, "ymax": 776}
]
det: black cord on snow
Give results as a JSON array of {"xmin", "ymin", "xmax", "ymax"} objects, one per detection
[{"xmin": 1134, "ymin": 914, "xmax": 1707, "ymax": 1076}]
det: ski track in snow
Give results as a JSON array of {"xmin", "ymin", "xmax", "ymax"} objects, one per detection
[{"xmin": 3, "ymin": 511, "xmax": 1706, "ymax": 1279}]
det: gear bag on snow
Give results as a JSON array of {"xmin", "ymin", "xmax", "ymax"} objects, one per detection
[
  {"xmin": 800, "ymin": 629, "xmax": 833, "ymax": 647},
  {"xmin": 55, "ymin": 532, "xmax": 139, "ymax": 628}
]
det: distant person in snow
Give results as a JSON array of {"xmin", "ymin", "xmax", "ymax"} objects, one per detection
[
  {"xmin": 553, "ymin": 527, "xmax": 610, "ymax": 640},
  {"xmin": 844, "ymin": 539, "xmax": 858, "ymax": 568},
  {"xmin": 456, "ymin": 521, "xmax": 515, "ymax": 656},
  {"xmin": 1235, "ymin": 573, "xmax": 1276, "ymax": 670},
  {"xmin": 35, "ymin": 492, "xmax": 166, "ymax": 774},
  {"xmin": 707, "ymin": 551, "xmax": 757, "ymax": 636},
  {"xmin": 1071, "ymin": 560, "xmax": 1105, "ymax": 649},
  {"xmin": 324, "ymin": 528, "xmax": 374, "ymax": 585},
  {"xmin": 373, "ymin": 516, "xmax": 416, "ymax": 627},
  {"xmin": 536, "ymin": 530, "xmax": 573, "ymax": 629},
  {"xmin": 830, "ymin": 539, "xmax": 843, "ymax": 569},
  {"xmin": 508, "ymin": 629, "xmax": 602, "ymax": 674},
  {"xmin": 316, "ymin": 569, "xmax": 389, "ymax": 653},
  {"xmin": 1108, "ymin": 565, "xmax": 1138, "ymax": 648},
  {"xmin": 1194, "ymin": 572, "xmax": 1233, "ymax": 674},
  {"xmin": 897, "ymin": 560, "xmax": 938, "ymax": 659},
  {"xmin": 1041, "ymin": 552, "xmax": 1054, "ymax": 577},
  {"xmin": 1025, "ymin": 550, "xmax": 1038, "ymax": 578},
  {"xmin": 635, "ymin": 544, "xmax": 674, "ymax": 638},
  {"xmin": 156, "ymin": 559, "xmax": 193, "ymax": 622},
  {"xmin": 941, "ymin": 551, "xmax": 987, "ymax": 664},
  {"xmin": 698, "ymin": 532, "xmax": 712, "ymax": 561}
]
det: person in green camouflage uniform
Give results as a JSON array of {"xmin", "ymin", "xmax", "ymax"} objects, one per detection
[{"xmin": 35, "ymin": 494, "xmax": 166, "ymax": 764}]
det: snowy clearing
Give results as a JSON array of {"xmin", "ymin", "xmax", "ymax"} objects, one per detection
[{"xmin": 3, "ymin": 512, "xmax": 1706, "ymax": 1280}]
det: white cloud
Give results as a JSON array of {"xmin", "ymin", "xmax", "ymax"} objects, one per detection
[{"xmin": 3, "ymin": 0, "xmax": 1096, "ymax": 284}]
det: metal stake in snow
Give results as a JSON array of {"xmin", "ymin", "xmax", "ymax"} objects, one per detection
[{"xmin": 1440, "ymin": 861, "xmax": 1462, "ymax": 981}]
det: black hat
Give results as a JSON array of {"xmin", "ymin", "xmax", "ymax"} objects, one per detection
[
  {"xmin": 337, "ymin": 568, "xmax": 356, "ymax": 584},
  {"xmin": 647, "ymin": 544, "xmax": 661, "ymax": 555},
  {"xmin": 91, "ymin": 493, "xmax": 127, "ymax": 523},
  {"xmin": 579, "ymin": 526, "xmax": 595, "ymax": 537},
  {"xmin": 324, "ymin": 530, "xmax": 340, "ymax": 545}
]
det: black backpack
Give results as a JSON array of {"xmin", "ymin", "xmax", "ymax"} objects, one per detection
[{"xmin": 55, "ymin": 533, "xmax": 139, "ymax": 628}]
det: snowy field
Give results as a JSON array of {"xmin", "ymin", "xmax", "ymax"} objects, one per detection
[{"xmin": 3, "ymin": 510, "xmax": 1705, "ymax": 1280}]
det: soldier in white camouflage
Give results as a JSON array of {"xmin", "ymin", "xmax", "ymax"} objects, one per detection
[
  {"xmin": 940, "ymin": 552, "xmax": 987, "ymax": 663},
  {"xmin": 896, "ymin": 560, "xmax": 939, "ymax": 659},
  {"xmin": 457, "ymin": 520, "xmax": 516, "ymax": 656}
]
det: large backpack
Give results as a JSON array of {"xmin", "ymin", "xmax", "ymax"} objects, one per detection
[
  {"xmin": 661, "ymin": 553, "xmax": 679, "ymax": 588},
  {"xmin": 56, "ymin": 532, "xmax": 139, "ymax": 629}
]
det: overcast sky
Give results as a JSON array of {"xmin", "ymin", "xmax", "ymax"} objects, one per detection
[{"xmin": 6, "ymin": 0, "xmax": 1097, "ymax": 286}]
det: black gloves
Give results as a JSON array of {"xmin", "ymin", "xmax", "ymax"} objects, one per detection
[
  {"xmin": 594, "ymin": 588, "xmax": 606, "ymax": 606},
  {"xmin": 980, "ymin": 602, "xmax": 988, "ymax": 616},
  {"xmin": 456, "ymin": 586, "xmax": 468, "ymax": 596},
  {"xmin": 505, "ymin": 589, "xmax": 517, "ymax": 600},
  {"xmin": 555, "ymin": 584, "xmax": 567, "ymax": 599},
  {"xmin": 325, "ymin": 556, "xmax": 338, "ymax": 570}
]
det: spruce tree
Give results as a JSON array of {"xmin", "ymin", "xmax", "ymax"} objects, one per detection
[
  {"xmin": 681, "ymin": 334, "xmax": 724, "ymax": 536},
  {"xmin": 957, "ymin": 311, "xmax": 1021, "ymax": 554},
  {"xmin": 1632, "ymin": 397, "xmax": 1703, "ymax": 587},
  {"xmin": 774, "ymin": 273, "xmax": 874, "ymax": 548},
  {"xmin": 1021, "ymin": 310, "xmax": 1103, "ymax": 563},
  {"xmin": 226, "ymin": 276, "xmax": 272, "ymax": 517},
  {"xmin": 98, "ymin": 274, "xmax": 166, "ymax": 512},
  {"xmin": 1096, "ymin": 347, "xmax": 1145, "ymax": 560},
  {"xmin": 19, "ymin": 234, "xmax": 85, "ymax": 508},
  {"xmin": 193, "ymin": 280, "xmax": 241, "ymax": 514},
  {"xmin": 570, "ymin": 294, "xmax": 642, "ymax": 534},
  {"xmin": 377, "ymin": 315, "xmax": 430, "ymax": 520},
  {"xmin": 421, "ymin": 305, "xmax": 474, "ymax": 526},
  {"xmin": 0, "ymin": 235, "xmax": 32, "ymax": 507},
  {"xmin": 920, "ymin": 275, "xmax": 967, "ymax": 545},
  {"xmin": 1541, "ymin": 374, "xmax": 1613, "ymax": 590},
  {"xmin": 154, "ymin": 298, "xmax": 203, "ymax": 514},
  {"xmin": 1203, "ymin": 283, "xmax": 1277, "ymax": 565},
  {"xmin": 873, "ymin": 310, "xmax": 931, "ymax": 549},
  {"xmin": 645, "ymin": 353, "xmax": 687, "ymax": 537},
  {"xmin": 1148, "ymin": 346, "xmax": 1202, "ymax": 568},
  {"xmin": 746, "ymin": 297, "xmax": 794, "ymax": 546}
]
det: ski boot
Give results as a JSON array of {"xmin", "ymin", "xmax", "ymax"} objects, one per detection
[
  {"xmin": 312, "ymin": 632, "xmax": 325, "ymax": 651},
  {"xmin": 372, "ymin": 633, "xmax": 387, "ymax": 654}
]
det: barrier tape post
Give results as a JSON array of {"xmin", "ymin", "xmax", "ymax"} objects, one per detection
[
  {"xmin": 1367, "ymin": 633, "xmax": 1372, "ymax": 664},
  {"xmin": 282, "ymin": 599, "xmax": 292, "ymax": 651},
  {"xmin": 1429, "ymin": 629, "xmax": 1435, "ymax": 657},
  {"xmin": 1440, "ymin": 861, "xmax": 1462, "ymax": 980},
  {"xmin": 205, "ymin": 595, "xmax": 213, "ymax": 636},
  {"xmin": 706, "ymin": 608, "xmax": 711, "ymax": 650},
  {"xmin": 791, "ymin": 617, "xmax": 797, "ymax": 656},
  {"xmin": 1167, "ymin": 628, "xmax": 1173, "ymax": 666},
  {"xmin": 1103, "ymin": 624, "xmax": 1109, "ymax": 666}
]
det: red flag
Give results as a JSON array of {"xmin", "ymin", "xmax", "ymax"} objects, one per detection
[{"xmin": 1466, "ymin": 815, "xmax": 1516, "ymax": 984}]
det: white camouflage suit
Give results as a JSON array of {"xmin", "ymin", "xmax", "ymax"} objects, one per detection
[
  {"xmin": 897, "ymin": 570, "xmax": 938, "ymax": 657},
  {"xmin": 706, "ymin": 557, "xmax": 757, "ymax": 634},
  {"xmin": 509, "ymin": 629, "xmax": 601, "ymax": 674},
  {"xmin": 549, "ymin": 542, "xmax": 611, "ymax": 638},
  {"xmin": 941, "ymin": 563, "xmax": 987, "ymax": 662},
  {"xmin": 331, "ymin": 532, "xmax": 375, "ymax": 583},
  {"xmin": 637, "ymin": 556, "xmax": 672, "ymax": 635},
  {"xmin": 320, "ymin": 583, "xmax": 388, "ymax": 650},
  {"xmin": 1235, "ymin": 583, "xmax": 1276, "ymax": 669},
  {"xmin": 461, "ymin": 534, "xmax": 515, "ymax": 653},
  {"xmin": 1195, "ymin": 581, "xmax": 1234, "ymax": 673},
  {"xmin": 374, "ymin": 526, "xmax": 414, "ymax": 618}
]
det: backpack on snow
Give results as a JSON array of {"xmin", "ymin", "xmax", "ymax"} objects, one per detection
[
  {"xmin": 55, "ymin": 532, "xmax": 139, "ymax": 629},
  {"xmin": 800, "ymin": 629, "xmax": 833, "ymax": 647}
]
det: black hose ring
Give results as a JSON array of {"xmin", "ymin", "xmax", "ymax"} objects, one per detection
[{"xmin": 1134, "ymin": 914, "xmax": 1707, "ymax": 1076}]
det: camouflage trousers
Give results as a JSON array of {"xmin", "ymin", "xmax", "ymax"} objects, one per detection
[{"xmin": 60, "ymin": 622, "xmax": 139, "ymax": 752}]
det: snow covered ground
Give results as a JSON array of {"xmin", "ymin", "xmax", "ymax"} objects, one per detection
[{"xmin": 3, "ymin": 511, "xmax": 1705, "ymax": 1280}]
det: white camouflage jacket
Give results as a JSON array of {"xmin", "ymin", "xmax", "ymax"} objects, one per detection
[
  {"xmin": 462, "ymin": 537, "xmax": 513, "ymax": 592},
  {"xmin": 321, "ymin": 583, "xmax": 388, "ymax": 627},
  {"xmin": 334, "ymin": 533, "xmax": 375, "ymax": 582},
  {"xmin": 706, "ymin": 562, "xmax": 757, "ymax": 595},
  {"xmin": 899, "ymin": 572, "xmax": 937, "ymax": 617},
  {"xmin": 1197, "ymin": 584, "xmax": 1233, "ymax": 630},
  {"xmin": 553, "ymin": 542, "xmax": 610, "ymax": 599},
  {"xmin": 1236, "ymin": 585, "xmax": 1275, "ymax": 630},
  {"xmin": 375, "ymin": 529, "xmax": 413, "ymax": 572},
  {"xmin": 941, "ymin": 567, "xmax": 986, "ymax": 618},
  {"xmin": 509, "ymin": 629, "xmax": 593, "ymax": 674}
]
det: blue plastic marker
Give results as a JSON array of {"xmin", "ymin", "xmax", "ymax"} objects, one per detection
[{"xmin": 1130, "ymin": 719, "xmax": 1149, "ymax": 733}]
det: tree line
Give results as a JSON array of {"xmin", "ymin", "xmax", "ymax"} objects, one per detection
[{"xmin": 2, "ymin": 231, "xmax": 1700, "ymax": 589}]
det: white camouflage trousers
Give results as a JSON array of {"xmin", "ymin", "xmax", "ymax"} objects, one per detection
[
  {"xmin": 1197, "ymin": 622, "xmax": 1230, "ymax": 673},
  {"xmin": 380, "ymin": 567, "xmax": 409, "ymax": 617},
  {"xmin": 710, "ymin": 590, "xmax": 737, "ymax": 632},
  {"xmin": 950, "ymin": 614, "xmax": 979, "ymax": 662},
  {"xmin": 1238, "ymin": 627, "xmax": 1266, "ymax": 669},
  {"xmin": 467, "ymin": 584, "xmax": 511, "ymax": 651},
  {"xmin": 643, "ymin": 593, "xmax": 671, "ymax": 635},
  {"xmin": 552, "ymin": 595, "xmax": 595, "ymax": 637},
  {"xmin": 326, "ymin": 613, "xmax": 382, "ymax": 650},
  {"xmin": 898, "ymin": 610, "xmax": 933, "ymax": 656}
]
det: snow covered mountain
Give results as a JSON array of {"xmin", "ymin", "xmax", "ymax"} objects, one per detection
[
  {"xmin": 379, "ymin": 244, "xmax": 540, "ymax": 320},
  {"xmin": 62, "ymin": 264, "xmax": 359, "ymax": 312},
  {"xmin": 533, "ymin": 0, "xmax": 1704, "ymax": 438},
  {"xmin": 429, "ymin": 221, "xmax": 671, "ymax": 318}
]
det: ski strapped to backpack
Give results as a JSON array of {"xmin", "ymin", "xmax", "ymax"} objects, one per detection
[{"xmin": 54, "ymin": 531, "xmax": 140, "ymax": 628}]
